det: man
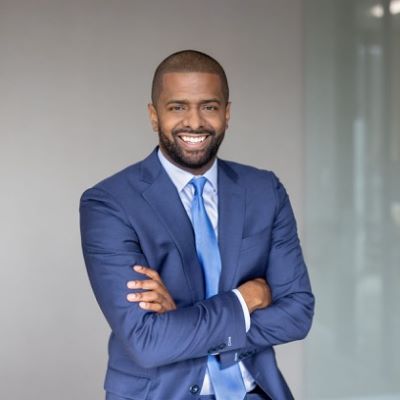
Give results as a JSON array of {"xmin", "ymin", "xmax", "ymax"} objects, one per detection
[{"xmin": 80, "ymin": 50, "xmax": 314, "ymax": 400}]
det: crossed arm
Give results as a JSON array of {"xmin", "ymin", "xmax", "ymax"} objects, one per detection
[
  {"xmin": 80, "ymin": 176, "xmax": 314, "ymax": 368},
  {"xmin": 126, "ymin": 264, "xmax": 272, "ymax": 315}
]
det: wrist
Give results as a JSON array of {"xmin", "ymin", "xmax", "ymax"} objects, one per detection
[
  {"xmin": 237, "ymin": 286, "xmax": 259, "ymax": 314},
  {"xmin": 237, "ymin": 278, "xmax": 270, "ymax": 314}
]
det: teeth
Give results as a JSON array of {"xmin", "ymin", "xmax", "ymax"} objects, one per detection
[{"xmin": 181, "ymin": 136, "xmax": 206, "ymax": 143}]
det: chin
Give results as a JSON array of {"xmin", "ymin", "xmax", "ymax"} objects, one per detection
[{"xmin": 182, "ymin": 153, "xmax": 213, "ymax": 167}]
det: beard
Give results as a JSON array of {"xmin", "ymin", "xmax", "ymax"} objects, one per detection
[{"xmin": 158, "ymin": 127, "xmax": 225, "ymax": 171}]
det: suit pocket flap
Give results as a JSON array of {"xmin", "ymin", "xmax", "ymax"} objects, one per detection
[{"xmin": 104, "ymin": 368, "xmax": 150, "ymax": 400}]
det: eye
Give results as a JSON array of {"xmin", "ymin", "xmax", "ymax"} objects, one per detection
[
  {"xmin": 168, "ymin": 104, "xmax": 186, "ymax": 112},
  {"xmin": 202, "ymin": 104, "xmax": 219, "ymax": 111}
]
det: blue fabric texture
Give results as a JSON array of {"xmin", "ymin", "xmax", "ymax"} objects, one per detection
[{"xmin": 191, "ymin": 177, "xmax": 247, "ymax": 400}]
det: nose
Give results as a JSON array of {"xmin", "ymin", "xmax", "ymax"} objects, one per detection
[{"xmin": 183, "ymin": 108, "xmax": 203, "ymax": 130}]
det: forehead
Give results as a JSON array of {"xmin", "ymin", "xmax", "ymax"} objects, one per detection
[{"xmin": 159, "ymin": 72, "xmax": 224, "ymax": 101}]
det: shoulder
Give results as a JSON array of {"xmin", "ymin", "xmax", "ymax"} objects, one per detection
[
  {"xmin": 218, "ymin": 158, "xmax": 280, "ymax": 190},
  {"xmin": 80, "ymin": 157, "xmax": 148, "ymax": 205},
  {"xmin": 218, "ymin": 158, "xmax": 288, "ymax": 212},
  {"xmin": 95, "ymin": 161, "xmax": 142, "ymax": 192}
]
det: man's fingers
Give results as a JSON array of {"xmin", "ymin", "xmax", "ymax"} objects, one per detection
[
  {"xmin": 127, "ymin": 278, "xmax": 163, "ymax": 291},
  {"xmin": 133, "ymin": 265, "xmax": 161, "ymax": 282},
  {"xmin": 127, "ymin": 290, "xmax": 165, "ymax": 303},
  {"xmin": 139, "ymin": 301, "xmax": 164, "ymax": 313},
  {"xmin": 125, "ymin": 265, "xmax": 177, "ymax": 313}
]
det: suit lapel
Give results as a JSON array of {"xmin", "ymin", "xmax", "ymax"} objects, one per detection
[
  {"xmin": 218, "ymin": 160, "xmax": 246, "ymax": 292},
  {"xmin": 140, "ymin": 150, "xmax": 205, "ymax": 303}
]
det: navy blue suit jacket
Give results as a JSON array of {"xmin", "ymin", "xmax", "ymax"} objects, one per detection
[{"xmin": 79, "ymin": 148, "xmax": 314, "ymax": 400}]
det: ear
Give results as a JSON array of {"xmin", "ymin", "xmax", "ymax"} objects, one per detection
[
  {"xmin": 225, "ymin": 101, "xmax": 231, "ymax": 129},
  {"xmin": 147, "ymin": 103, "xmax": 159, "ymax": 132}
]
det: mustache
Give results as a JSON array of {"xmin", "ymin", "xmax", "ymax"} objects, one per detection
[{"xmin": 172, "ymin": 128, "xmax": 215, "ymax": 136}]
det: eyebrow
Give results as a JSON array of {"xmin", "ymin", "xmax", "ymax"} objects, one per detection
[{"xmin": 165, "ymin": 98, "xmax": 222, "ymax": 105}]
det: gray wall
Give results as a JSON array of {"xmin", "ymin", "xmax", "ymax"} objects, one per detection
[
  {"xmin": 304, "ymin": 0, "xmax": 400, "ymax": 398},
  {"xmin": 0, "ymin": 1, "xmax": 306, "ymax": 399}
]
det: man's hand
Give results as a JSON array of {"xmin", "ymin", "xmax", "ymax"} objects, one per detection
[
  {"xmin": 237, "ymin": 278, "xmax": 272, "ymax": 314},
  {"xmin": 126, "ymin": 265, "xmax": 177, "ymax": 313}
]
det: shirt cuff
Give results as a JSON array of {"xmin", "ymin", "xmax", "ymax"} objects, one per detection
[{"xmin": 232, "ymin": 289, "xmax": 251, "ymax": 332}]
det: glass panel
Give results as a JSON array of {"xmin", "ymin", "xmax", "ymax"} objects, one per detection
[{"xmin": 304, "ymin": 0, "xmax": 400, "ymax": 398}]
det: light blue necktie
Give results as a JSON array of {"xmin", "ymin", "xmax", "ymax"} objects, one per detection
[{"xmin": 190, "ymin": 177, "xmax": 247, "ymax": 400}]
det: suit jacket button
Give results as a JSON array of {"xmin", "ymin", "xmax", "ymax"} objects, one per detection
[{"xmin": 189, "ymin": 384, "xmax": 200, "ymax": 394}]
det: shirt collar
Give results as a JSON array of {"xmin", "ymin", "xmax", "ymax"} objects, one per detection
[{"xmin": 157, "ymin": 148, "xmax": 218, "ymax": 193}]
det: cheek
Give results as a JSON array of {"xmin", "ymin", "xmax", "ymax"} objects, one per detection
[
  {"xmin": 158, "ymin": 114, "xmax": 182, "ymax": 130},
  {"xmin": 209, "ymin": 116, "xmax": 227, "ymax": 132},
  {"xmin": 201, "ymin": 112, "xmax": 225, "ymax": 126}
]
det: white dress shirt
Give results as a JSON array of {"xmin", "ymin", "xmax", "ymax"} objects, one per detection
[{"xmin": 157, "ymin": 149, "xmax": 256, "ymax": 394}]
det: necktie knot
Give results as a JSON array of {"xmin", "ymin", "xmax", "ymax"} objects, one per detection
[{"xmin": 190, "ymin": 176, "xmax": 207, "ymax": 196}]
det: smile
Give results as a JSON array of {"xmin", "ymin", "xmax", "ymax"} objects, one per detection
[{"xmin": 180, "ymin": 135, "xmax": 207, "ymax": 144}]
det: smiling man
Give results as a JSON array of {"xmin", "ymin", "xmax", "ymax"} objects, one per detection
[{"xmin": 80, "ymin": 50, "xmax": 314, "ymax": 400}]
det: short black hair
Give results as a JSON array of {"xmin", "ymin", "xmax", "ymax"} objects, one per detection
[{"xmin": 151, "ymin": 50, "xmax": 229, "ymax": 105}]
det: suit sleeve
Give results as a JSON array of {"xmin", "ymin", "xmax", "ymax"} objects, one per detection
[
  {"xmin": 79, "ymin": 186, "xmax": 247, "ymax": 369},
  {"xmin": 245, "ymin": 173, "xmax": 315, "ymax": 349}
]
